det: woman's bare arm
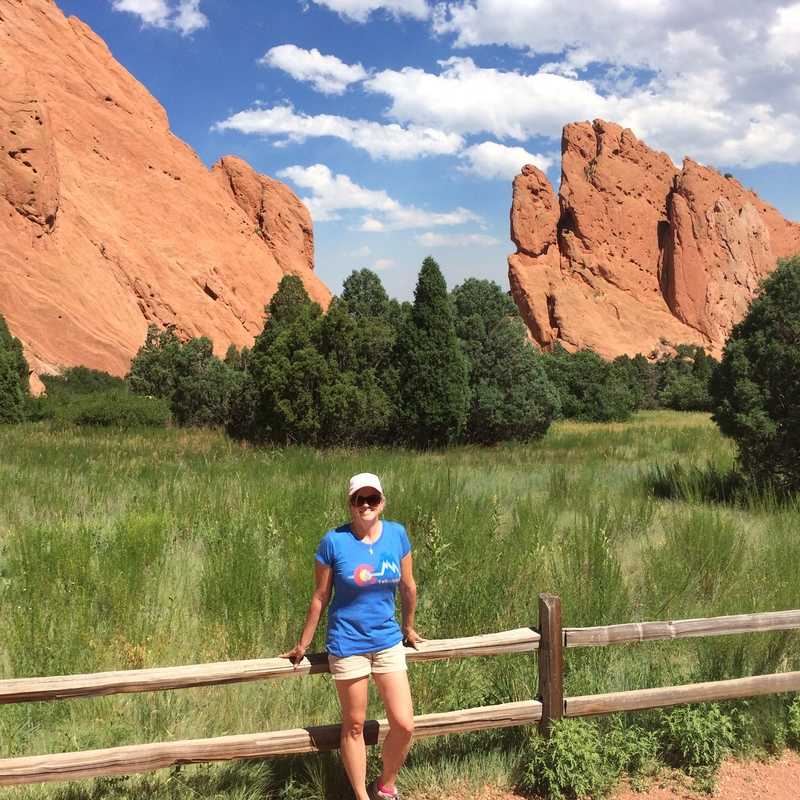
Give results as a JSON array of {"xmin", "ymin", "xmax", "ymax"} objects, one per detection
[
  {"xmin": 280, "ymin": 561, "xmax": 333, "ymax": 663},
  {"xmin": 399, "ymin": 552, "xmax": 421, "ymax": 646}
]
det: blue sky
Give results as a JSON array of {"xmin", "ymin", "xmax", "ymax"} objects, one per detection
[{"xmin": 59, "ymin": 1, "xmax": 800, "ymax": 301}]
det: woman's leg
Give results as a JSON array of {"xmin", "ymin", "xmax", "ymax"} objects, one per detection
[
  {"xmin": 372, "ymin": 670, "xmax": 415, "ymax": 792},
  {"xmin": 334, "ymin": 675, "xmax": 371, "ymax": 800}
]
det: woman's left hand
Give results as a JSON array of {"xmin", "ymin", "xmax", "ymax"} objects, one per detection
[{"xmin": 402, "ymin": 627, "xmax": 424, "ymax": 650}]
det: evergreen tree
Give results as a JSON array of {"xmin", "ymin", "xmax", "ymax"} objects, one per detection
[
  {"xmin": 0, "ymin": 315, "xmax": 29, "ymax": 423},
  {"xmin": 395, "ymin": 257, "xmax": 469, "ymax": 446},
  {"xmin": 0, "ymin": 315, "xmax": 29, "ymax": 392},
  {"xmin": 451, "ymin": 278, "xmax": 560, "ymax": 442},
  {"xmin": 711, "ymin": 256, "xmax": 800, "ymax": 491},
  {"xmin": 317, "ymin": 297, "xmax": 394, "ymax": 444},
  {"xmin": 247, "ymin": 275, "xmax": 329, "ymax": 443},
  {"xmin": 340, "ymin": 268, "xmax": 392, "ymax": 320}
]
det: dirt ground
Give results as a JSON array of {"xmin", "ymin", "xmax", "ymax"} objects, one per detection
[{"xmin": 423, "ymin": 750, "xmax": 800, "ymax": 800}]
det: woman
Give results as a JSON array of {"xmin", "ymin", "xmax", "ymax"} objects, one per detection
[{"xmin": 282, "ymin": 472, "xmax": 422, "ymax": 800}]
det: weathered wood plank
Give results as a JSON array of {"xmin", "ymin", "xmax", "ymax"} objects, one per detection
[
  {"xmin": 0, "ymin": 699, "xmax": 543, "ymax": 786},
  {"xmin": 0, "ymin": 628, "xmax": 539, "ymax": 705},
  {"xmin": 566, "ymin": 671, "xmax": 800, "ymax": 717},
  {"xmin": 537, "ymin": 593, "xmax": 563, "ymax": 736},
  {"xmin": 566, "ymin": 609, "xmax": 800, "ymax": 648}
]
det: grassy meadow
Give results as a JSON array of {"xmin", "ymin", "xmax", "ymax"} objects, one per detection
[{"xmin": 1, "ymin": 411, "xmax": 799, "ymax": 798}]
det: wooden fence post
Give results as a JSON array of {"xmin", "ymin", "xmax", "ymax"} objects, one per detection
[{"xmin": 537, "ymin": 593, "xmax": 564, "ymax": 737}]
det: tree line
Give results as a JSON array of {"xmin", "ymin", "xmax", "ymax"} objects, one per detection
[{"xmin": 2, "ymin": 255, "xmax": 799, "ymax": 489}]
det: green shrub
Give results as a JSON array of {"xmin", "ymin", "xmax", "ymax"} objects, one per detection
[
  {"xmin": 520, "ymin": 720, "xmax": 613, "ymax": 799},
  {"xmin": 711, "ymin": 256, "xmax": 800, "ymax": 492},
  {"xmin": 613, "ymin": 353, "xmax": 659, "ymax": 410},
  {"xmin": 64, "ymin": 391, "xmax": 170, "ymax": 429},
  {"xmin": 789, "ymin": 696, "xmax": 800, "ymax": 747},
  {"xmin": 603, "ymin": 719, "xmax": 660, "ymax": 790},
  {"xmin": 659, "ymin": 704, "xmax": 736, "ymax": 790},
  {"xmin": 127, "ymin": 325, "xmax": 182, "ymax": 398},
  {"xmin": 129, "ymin": 326, "xmax": 236, "ymax": 427},
  {"xmin": 170, "ymin": 337, "xmax": 236, "ymax": 427},
  {"xmin": 543, "ymin": 347, "xmax": 636, "ymax": 422},
  {"xmin": 40, "ymin": 366, "xmax": 125, "ymax": 397},
  {"xmin": 658, "ymin": 345, "xmax": 717, "ymax": 412}
]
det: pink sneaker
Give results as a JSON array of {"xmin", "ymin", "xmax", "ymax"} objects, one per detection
[{"xmin": 367, "ymin": 778, "xmax": 400, "ymax": 799}]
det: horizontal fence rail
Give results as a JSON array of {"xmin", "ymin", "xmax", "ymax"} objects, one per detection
[
  {"xmin": 0, "ymin": 700, "xmax": 543, "ymax": 786},
  {"xmin": 566, "ymin": 609, "xmax": 800, "ymax": 648},
  {"xmin": 2, "ymin": 602, "xmax": 799, "ymax": 788},
  {"xmin": 566, "ymin": 671, "xmax": 800, "ymax": 717},
  {"xmin": 0, "ymin": 628, "xmax": 539, "ymax": 705}
]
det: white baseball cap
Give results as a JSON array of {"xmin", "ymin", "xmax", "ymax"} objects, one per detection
[{"xmin": 348, "ymin": 472, "xmax": 384, "ymax": 497}]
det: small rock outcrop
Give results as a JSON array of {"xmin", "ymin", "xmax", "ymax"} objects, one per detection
[
  {"xmin": 0, "ymin": 0, "xmax": 330, "ymax": 381},
  {"xmin": 509, "ymin": 120, "xmax": 800, "ymax": 358}
]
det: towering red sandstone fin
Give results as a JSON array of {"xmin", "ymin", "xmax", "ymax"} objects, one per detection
[
  {"xmin": 0, "ymin": 0, "xmax": 331, "ymax": 382},
  {"xmin": 212, "ymin": 156, "xmax": 315, "ymax": 277},
  {"xmin": 508, "ymin": 119, "xmax": 800, "ymax": 359}
]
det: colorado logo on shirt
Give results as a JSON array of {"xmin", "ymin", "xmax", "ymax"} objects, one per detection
[{"xmin": 352, "ymin": 557, "xmax": 400, "ymax": 586}]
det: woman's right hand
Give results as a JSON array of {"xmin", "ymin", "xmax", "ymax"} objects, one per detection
[{"xmin": 279, "ymin": 643, "xmax": 308, "ymax": 666}]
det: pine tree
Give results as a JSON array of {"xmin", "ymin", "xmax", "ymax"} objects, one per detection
[
  {"xmin": 451, "ymin": 278, "xmax": 560, "ymax": 442},
  {"xmin": 317, "ymin": 297, "xmax": 394, "ymax": 444},
  {"xmin": 711, "ymin": 256, "xmax": 800, "ymax": 491},
  {"xmin": 0, "ymin": 314, "xmax": 29, "ymax": 394},
  {"xmin": 395, "ymin": 257, "xmax": 469, "ymax": 446},
  {"xmin": 247, "ymin": 275, "xmax": 328, "ymax": 443}
]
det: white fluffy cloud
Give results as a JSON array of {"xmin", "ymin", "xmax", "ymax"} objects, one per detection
[
  {"xmin": 425, "ymin": 1, "xmax": 800, "ymax": 166},
  {"xmin": 461, "ymin": 141, "xmax": 552, "ymax": 179},
  {"xmin": 214, "ymin": 104, "xmax": 463, "ymax": 159},
  {"xmin": 364, "ymin": 57, "xmax": 608, "ymax": 140},
  {"xmin": 278, "ymin": 164, "xmax": 481, "ymax": 230},
  {"xmin": 173, "ymin": 1, "xmax": 208, "ymax": 34},
  {"xmin": 111, "ymin": 0, "xmax": 207, "ymax": 34},
  {"xmin": 310, "ymin": 0, "xmax": 429, "ymax": 22},
  {"xmin": 416, "ymin": 231, "xmax": 499, "ymax": 246},
  {"xmin": 261, "ymin": 45, "xmax": 367, "ymax": 94}
]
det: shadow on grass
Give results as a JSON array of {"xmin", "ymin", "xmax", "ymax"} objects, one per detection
[
  {"xmin": 643, "ymin": 461, "xmax": 800, "ymax": 510},
  {"xmin": 644, "ymin": 461, "xmax": 745, "ymax": 505}
]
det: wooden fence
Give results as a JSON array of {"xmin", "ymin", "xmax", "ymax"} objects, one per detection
[{"xmin": 1, "ymin": 598, "xmax": 799, "ymax": 786}]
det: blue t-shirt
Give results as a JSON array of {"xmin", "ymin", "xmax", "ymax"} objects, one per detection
[{"xmin": 315, "ymin": 520, "xmax": 411, "ymax": 657}]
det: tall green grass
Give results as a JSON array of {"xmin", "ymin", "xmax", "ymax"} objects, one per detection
[{"xmin": 0, "ymin": 411, "xmax": 798, "ymax": 798}]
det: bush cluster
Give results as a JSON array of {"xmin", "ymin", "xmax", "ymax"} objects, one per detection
[
  {"xmin": 61, "ymin": 391, "xmax": 171, "ymax": 429},
  {"xmin": 128, "ymin": 326, "xmax": 238, "ymax": 427},
  {"xmin": 519, "ymin": 703, "xmax": 762, "ymax": 799},
  {"xmin": 537, "ymin": 344, "xmax": 717, "ymax": 424},
  {"xmin": 224, "ymin": 260, "xmax": 560, "ymax": 446}
]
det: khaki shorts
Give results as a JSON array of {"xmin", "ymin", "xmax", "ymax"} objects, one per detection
[{"xmin": 328, "ymin": 641, "xmax": 407, "ymax": 681}]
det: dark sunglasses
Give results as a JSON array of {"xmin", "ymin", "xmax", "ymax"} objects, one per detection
[{"xmin": 350, "ymin": 493, "xmax": 383, "ymax": 508}]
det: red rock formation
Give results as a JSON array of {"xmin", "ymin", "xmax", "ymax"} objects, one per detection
[
  {"xmin": 509, "ymin": 120, "xmax": 800, "ymax": 359},
  {"xmin": 0, "ymin": 0, "xmax": 330, "ymax": 383}
]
